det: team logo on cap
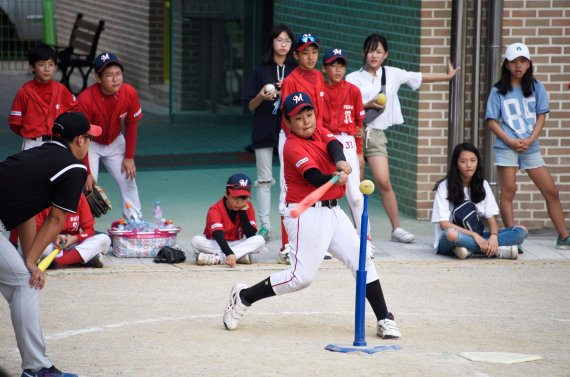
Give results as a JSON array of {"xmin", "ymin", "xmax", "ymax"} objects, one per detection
[
  {"xmin": 333, "ymin": 49, "xmax": 342, "ymax": 55},
  {"xmin": 239, "ymin": 178, "xmax": 249, "ymax": 187},
  {"xmin": 293, "ymin": 93, "xmax": 304, "ymax": 104},
  {"xmin": 100, "ymin": 53, "xmax": 110, "ymax": 62},
  {"xmin": 516, "ymin": 46, "xmax": 521, "ymax": 51}
]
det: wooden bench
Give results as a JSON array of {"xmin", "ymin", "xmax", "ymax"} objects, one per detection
[{"xmin": 57, "ymin": 13, "xmax": 105, "ymax": 94}]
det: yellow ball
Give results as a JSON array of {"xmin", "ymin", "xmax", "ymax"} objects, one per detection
[
  {"xmin": 375, "ymin": 93, "xmax": 387, "ymax": 106},
  {"xmin": 359, "ymin": 179, "xmax": 375, "ymax": 195}
]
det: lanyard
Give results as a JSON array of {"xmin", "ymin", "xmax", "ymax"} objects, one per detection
[{"xmin": 276, "ymin": 64, "xmax": 285, "ymax": 82}]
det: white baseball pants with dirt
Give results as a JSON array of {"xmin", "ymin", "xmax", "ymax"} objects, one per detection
[
  {"xmin": 190, "ymin": 235, "xmax": 265, "ymax": 259},
  {"xmin": 254, "ymin": 147, "xmax": 275, "ymax": 231},
  {"xmin": 0, "ymin": 230, "xmax": 51, "ymax": 371},
  {"xmin": 88, "ymin": 135, "xmax": 142, "ymax": 218},
  {"xmin": 334, "ymin": 132, "xmax": 371, "ymax": 239},
  {"xmin": 41, "ymin": 234, "xmax": 112, "ymax": 262},
  {"xmin": 270, "ymin": 204, "xmax": 379, "ymax": 295}
]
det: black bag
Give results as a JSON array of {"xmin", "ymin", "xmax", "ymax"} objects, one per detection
[
  {"xmin": 452, "ymin": 201, "xmax": 485, "ymax": 235},
  {"xmin": 363, "ymin": 66, "xmax": 386, "ymax": 125},
  {"xmin": 154, "ymin": 246, "xmax": 186, "ymax": 264}
]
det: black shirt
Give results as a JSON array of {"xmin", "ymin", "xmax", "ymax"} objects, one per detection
[
  {"xmin": 0, "ymin": 140, "xmax": 87, "ymax": 230},
  {"xmin": 243, "ymin": 61, "xmax": 296, "ymax": 149}
]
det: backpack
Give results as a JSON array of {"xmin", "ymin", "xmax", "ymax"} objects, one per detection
[
  {"xmin": 452, "ymin": 201, "xmax": 485, "ymax": 235},
  {"xmin": 363, "ymin": 66, "xmax": 386, "ymax": 124}
]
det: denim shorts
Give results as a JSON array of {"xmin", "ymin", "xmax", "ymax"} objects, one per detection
[
  {"xmin": 364, "ymin": 128, "xmax": 388, "ymax": 158},
  {"xmin": 494, "ymin": 148, "xmax": 544, "ymax": 170}
]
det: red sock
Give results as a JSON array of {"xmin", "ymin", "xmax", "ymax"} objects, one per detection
[
  {"xmin": 280, "ymin": 216, "xmax": 289, "ymax": 250},
  {"xmin": 54, "ymin": 249, "xmax": 83, "ymax": 267},
  {"xmin": 9, "ymin": 228, "xmax": 19, "ymax": 247}
]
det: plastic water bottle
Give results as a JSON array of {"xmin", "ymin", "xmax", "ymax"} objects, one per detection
[
  {"xmin": 125, "ymin": 201, "xmax": 141, "ymax": 222},
  {"xmin": 153, "ymin": 201, "xmax": 163, "ymax": 228}
]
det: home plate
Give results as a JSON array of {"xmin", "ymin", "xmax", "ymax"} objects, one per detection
[{"xmin": 458, "ymin": 352, "xmax": 542, "ymax": 364}]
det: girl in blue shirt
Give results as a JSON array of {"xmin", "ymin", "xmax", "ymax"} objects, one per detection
[{"xmin": 485, "ymin": 42, "xmax": 569, "ymax": 249}]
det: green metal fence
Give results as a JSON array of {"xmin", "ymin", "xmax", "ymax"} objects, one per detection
[{"xmin": 0, "ymin": 0, "xmax": 45, "ymax": 70}]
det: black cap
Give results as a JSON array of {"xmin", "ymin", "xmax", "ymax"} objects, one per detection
[{"xmin": 52, "ymin": 112, "xmax": 102, "ymax": 138}]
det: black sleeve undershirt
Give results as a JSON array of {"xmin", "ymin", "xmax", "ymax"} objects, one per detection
[
  {"xmin": 212, "ymin": 230, "xmax": 234, "ymax": 256},
  {"xmin": 239, "ymin": 210, "xmax": 257, "ymax": 238},
  {"xmin": 327, "ymin": 139, "xmax": 346, "ymax": 164},
  {"xmin": 303, "ymin": 140, "xmax": 347, "ymax": 187}
]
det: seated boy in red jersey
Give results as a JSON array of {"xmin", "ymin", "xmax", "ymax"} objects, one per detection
[
  {"xmin": 191, "ymin": 174, "xmax": 265, "ymax": 267},
  {"xmin": 322, "ymin": 48, "xmax": 375, "ymax": 258},
  {"xmin": 9, "ymin": 43, "xmax": 79, "ymax": 151},
  {"xmin": 36, "ymin": 194, "xmax": 111, "ymax": 269}
]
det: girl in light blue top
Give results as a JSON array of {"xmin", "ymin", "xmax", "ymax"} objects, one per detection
[{"xmin": 485, "ymin": 42, "xmax": 569, "ymax": 249}]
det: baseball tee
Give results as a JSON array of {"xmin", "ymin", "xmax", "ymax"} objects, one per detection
[{"xmin": 0, "ymin": 140, "xmax": 87, "ymax": 230}]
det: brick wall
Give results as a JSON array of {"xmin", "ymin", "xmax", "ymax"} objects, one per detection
[
  {"xmin": 274, "ymin": 0, "xmax": 422, "ymax": 216},
  {"xmin": 418, "ymin": 0, "xmax": 570, "ymax": 231},
  {"xmin": 55, "ymin": 0, "xmax": 166, "ymax": 102}
]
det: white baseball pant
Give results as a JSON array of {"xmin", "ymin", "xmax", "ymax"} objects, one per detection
[
  {"xmin": 0, "ymin": 231, "xmax": 51, "ymax": 371},
  {"xmin": 334, "ymin": 132, "xmax": 371, "ymax": 239},
  {"xmin": 22, "ymin": 137, "xmax": 47, "ymax": 151},
  {"xmin": 88, "ymin": 134, "xmax": 142, "ymax": 217},
  {"xmin": 190, "ymin": 235, "xmax": 265, "ymax": 260},
  {"xmin": 270, "ymin": 203, "xmax": 379, "ymax": 296},
  {"xmin": 41, "ymin": 234, "xmax": 111, "ymax": 262}
]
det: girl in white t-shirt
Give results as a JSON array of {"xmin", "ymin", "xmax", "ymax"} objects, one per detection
[
  {"xmin": 431, "ymin": 143, "xmax": 527, "ymax": 259},
  {"xmin": 346, "ymin": 33, "xmax": 459, "ymax": 244}
]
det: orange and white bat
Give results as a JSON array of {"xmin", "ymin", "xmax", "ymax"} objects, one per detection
[
  {"xmin": 290, "ymin": 175, "xmax": 340, "ymax": 218},
  {"xmin": 38, "ymin": 247, "xmax": 60, "ymax": 272}
]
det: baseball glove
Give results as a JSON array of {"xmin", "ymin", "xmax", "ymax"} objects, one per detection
[
  {"xmin": 85, "ymin": 184, "xmax": 112, "ymax": 218},
  {"xmin": 154, "ymin": 246, "xmax": 186, "ymax": 264}
]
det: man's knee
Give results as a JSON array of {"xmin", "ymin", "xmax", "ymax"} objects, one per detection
[{"xmin": 445, "ymin": 228, "xmax": 459, "ymax": 242}]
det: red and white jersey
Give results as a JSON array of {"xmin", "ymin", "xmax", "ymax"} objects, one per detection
[
  {"xmin": 35, "ymin": 193, "xmax": 95, "ymax": 243},
  {"xmin": 203, "ymin": 198, "xmax": 257, "ymax": 241},
  {"xmin": 323, "ymin": 80, "xmax": 365, "ymax": 154},
  {"xmin": 280, "ymin": 67, "xmax": 326, "ymax": 135},
  {"xmin": 9, "ymin": 80, "xmax": 79, "ymax": 138},
  {"xmin": 284, "ymin": 126, "xmax": 345, "ymax": 203},
  {"xmin": 78, "ymin": 83, "xmax": 143, "ymax": 158}
]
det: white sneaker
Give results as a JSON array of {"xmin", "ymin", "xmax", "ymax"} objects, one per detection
[
  {"xmin": 377, "ymin": 312, "xmax": 401, "ymax": 339},
  {"xmin": 366, "ymin": 239, "xmax": 376, "ymax": 259},
  {"xmin": 277, "ymin": 244, "xmax": 291, "ymax": 265},
  {"xmin": 497, "ymin": 245, "xmax": 518, "ymax": 260},
  {"xmin": 391, "ymin": 227, "xmax": 415, "ymax": 243},
  {"xmin": 452, "ymin": 247, "xmax": 472, "ymax": 260},
  {"xmin": 223, "ymin": 283, "xmax": 249, "ymax": 330},
  {"xmin": 196, "ymin": 252, "xmax": 221, "ymax": 266},
  {"xmin": 237, "ymin": 254, "xmax": 252, "ymax": 264}
]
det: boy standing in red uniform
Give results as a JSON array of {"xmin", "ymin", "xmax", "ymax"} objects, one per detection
[
  {"xmin": 277, "ymin": 33, "xmax": 326, "ymax": 262},
  {"xmin": 322, "ymin": 48, "xmax": 375, "ymax": 258},
  {"xmin": 9, "ymin": 43, "xmax": 79, "ymax": 151},
  {"xmin": 191, "ymin": 174, "xmax": 265, "ymax": 267},
  {"xmin": 8, "ymin": 43, "xmax": 79, "ymax": 248},
  {"xmin": 78, "ymin": 52, "xmax": 143, "ymax": 218}
]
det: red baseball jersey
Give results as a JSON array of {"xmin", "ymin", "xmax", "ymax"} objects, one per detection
[
  {"xmin": 280, "ymin": 67, "xmax": 326, "ymax": 135},
  {"xmin": 323, "ymin": 80, "xmax": 365, "ymax": 154},
  {"xmin": 35, "ymin": 194, "xmax": 95, "ymax": 243},
  {"xmin": 284, "ymin": 126, "xmax": 345, "ymax": 203},
  {"xmin": 203, "ymin": 198, "xmax": 257, "ymax": 241},
  {"xmin": 9, "ymin": 80, "xmax": 79, "ymax": 138},
  {"xmin": 78, "ymin": 83, "xmax": 143, "ymax": 158}
]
